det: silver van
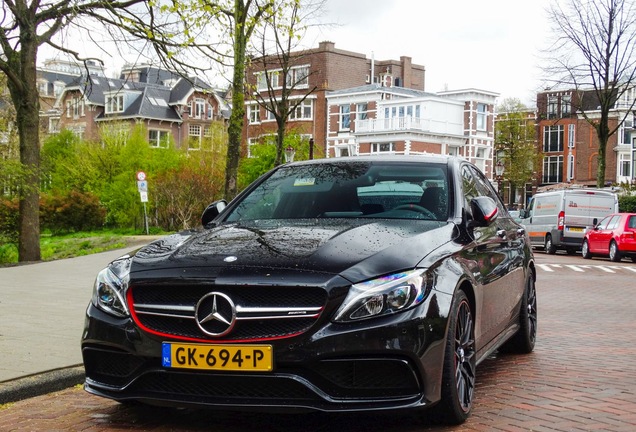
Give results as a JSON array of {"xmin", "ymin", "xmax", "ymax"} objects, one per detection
[{"xmin": 520, "ymin": 189, "xmax": 618, "ymax": 254}]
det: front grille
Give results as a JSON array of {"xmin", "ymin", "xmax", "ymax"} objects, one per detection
[
  {"xmin": 117, "ymin": 358, "xmax": 420, "ymax": 404},
  {"xmin": 83, "ymin": 347, "xmax": 151, "ymax": 387},
  {"xmin": 129, "ymin": 284, "xmax": 328, "ymax": 341},
  {"xmin": 129, "ymin": 372, "xmax": 319, "ymax": 403},
  {"xmin": 311, "ymin": 358, "xmax": 420, "ymax": 398}
]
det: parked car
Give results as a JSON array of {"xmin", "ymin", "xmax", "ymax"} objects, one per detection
[
  {"xmin": 582, "ymin": 213, "xmax": 636, "ymax": 262},
  {"xmin": 508, "ymin": 210, "xmax": 522, "ymax": 224},
  {"xmin": 519, "ymin": 188, "xmax": 618, "ymax": 254},
  {"xmin": 82, "ymin": 155, "xmax": 536, "ymax": 425}
]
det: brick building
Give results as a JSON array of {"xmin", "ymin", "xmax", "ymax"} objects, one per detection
[
  {"xmin": 243, "ymin": 41, "xmax": 426, "ymax": 157},
  {"xmin": 536, "ymin": 89, "xmax": 635, "ymax": 188},
  {"xmin": 56, "ymin": 64, "xmax": 229, "ymax": 149}
]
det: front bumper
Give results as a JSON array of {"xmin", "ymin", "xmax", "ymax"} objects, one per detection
[{"xmin": 81, "ymin": 291, "xmax": 450, "ymax": 413}]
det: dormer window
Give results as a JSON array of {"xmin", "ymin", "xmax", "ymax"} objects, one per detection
[
  {"xmin": 105, "ymin": 94, "xmax": 125, "ymax": 113},
  {"xmin": 37, "ymin": 80, "xmax": 49, "ymax": 96}
]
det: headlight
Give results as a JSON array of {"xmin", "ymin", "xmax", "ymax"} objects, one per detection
[
  {"xmin": 91, "ymin": 257, "xmax": 131, "ymax": 317},
  {"xmin": 333, "ymin": 269, "xmax": 432, "ymax": 322}
]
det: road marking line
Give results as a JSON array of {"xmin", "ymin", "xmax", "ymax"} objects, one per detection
[
  {"xmin": 565, "ymin": 265, "xmax": 584, "ymax": 272},
  {"xmin": 537, "ymin": 264, "xmax": 554, "ymax": 272},
  {"xmin": 620, "ymin": 266, "xmax": 636, "ymax": 273},
  {"xmin": 596, "ymin": 266, "xmax": 615, "ymax": 273}
]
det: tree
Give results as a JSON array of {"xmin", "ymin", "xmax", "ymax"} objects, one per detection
[
  {"xmin": 544, "ymin": 0, "xmax": 636, "ymax": 188},
  {"xmin": 495, "ymin": 98, "xmax": 539, "ymax": 207},
  {"xmin": 248, "ymin": 0, "xmax": 323, "ymax": 166},
  {"xmin": 0, "ymin": 0, "xmax": 149, "ymax": 261}
]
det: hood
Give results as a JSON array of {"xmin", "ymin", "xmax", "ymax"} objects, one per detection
[{"xmin": 128, "ymin": 219, "xmax": 456, "ymax": 283}]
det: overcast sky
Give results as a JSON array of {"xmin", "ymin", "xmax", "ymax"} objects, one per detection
[
  {"xmin": 39, "ymin": 0, "xmax": 554, "ymax": 107},
  {"xmin": 303, "ymin": 0, "xmax": 554, "ymax": 106}
]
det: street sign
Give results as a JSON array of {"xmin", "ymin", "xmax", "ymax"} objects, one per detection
[
  {"xmin": 136, "ymin": 171, "xmax": 146, "ymax": 182},
  {"xmin": 137, "ymin": 180, "xmax": 148, "ymax": 192},
  {"xmin": 139, "ymin": 191, "xmax": 149, "ymax": 203}
]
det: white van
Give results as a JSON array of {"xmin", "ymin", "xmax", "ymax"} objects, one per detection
[{"xmin": 520, "ymin": 189, "xmax": 619, "ymax": 254}]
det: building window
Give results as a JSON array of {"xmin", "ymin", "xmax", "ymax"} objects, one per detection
[
  {"xmin": 54, "ymin": 82, "xmax": 65, "ymax": 97},
  {"xmin": 476, "ymin": 103, "xmax": 487, "ymax": 131},
  {"xmin": 72, "ymin": 98, "xmax": 84, "ymax": 118},
  {"xmin": 248, "ymin": 105, "xmax": 260, "ymax": 124},
  {"xmin": 548, "ymin": 95, "xmax": 557, "ymax": 119},
  {"xmin": 357, "ymin": 103, "xmax": 368, "ymax": 120},
  {"xmin": 257, "ymin": 73, "xmax": 267, "ymax": 91},
  {"xmin": 189, "ymin": 124, "xmax": 201, "ymax": 149},
  {"xmin": 543, "ymin": 125, "xmax": 564, "ymax": 152},
  {"xmin": 149, "ymin": 130, "xmax": 170, "ymax": 148},
  {"xmin": 568, "ymin": 124, "xmax": 575, "ymax": 148},
  {"xmin": 561, "ymin": 95, "xmax": 571, "ymax": 117},
  {"xmin": 619, "ymin": 153, "xmax": 631, "ymax": 177},
  {"xmin": 542, "ymin": 155, "xmax": 563, "ymax": 184},
  {"xmin": 37, "ymin": 81, "xmax": 49, "ymax": 96},
  {"xmin": 371, "ymin": 143, "xmax": 394, "ymax": 153},
  {"xmin": 66, "ymin": 100, "xmax": 72, "ymax": 118},
  {"xmin": 286, "ymin": 66, "xmax": 309, "ymax": 88},
  {"xmin": 247, "ymin": 138, "xmax": 258, "ymax": 158},
  {"xmin": 567, "ymin": 154, "xmax": 575, "ymax": 180},
  {"xmin": 339, "ymin": 105, "xmax": 351, "ymax": 130},
  {"xmin": 192, "ymin": 98, "xmax": 205, "ymax": 119},
  {"xmin": 105, "ymin": 94, "xmax": 124, "ymax": 113},
  {"xmin": 289, "ymin": 100, "xmax": 313, "ymax": 120}
]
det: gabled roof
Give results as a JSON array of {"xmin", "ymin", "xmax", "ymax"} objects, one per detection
[{"xmin": 60, "ymin": 74, "xmax": 226, "ymax": 123}]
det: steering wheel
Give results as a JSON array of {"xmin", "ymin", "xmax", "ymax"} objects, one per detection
[{"xmin": 393, "ymin": 204, "xmax": 436, "ymax": 219}]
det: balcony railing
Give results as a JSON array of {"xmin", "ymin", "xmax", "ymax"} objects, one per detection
[{"xmin": 356, "ymin": 116, "xmax": 462, "ymax": 135}]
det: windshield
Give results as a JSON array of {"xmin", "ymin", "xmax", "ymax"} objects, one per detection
[{"xmin": 225, "ymin": 161, "xmax": 450, "ymax": 222}]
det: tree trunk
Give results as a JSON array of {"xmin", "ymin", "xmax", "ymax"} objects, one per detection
[
  {"xmin": 224, "ymin": 7, "xmax": 248, "ymax": 200},
  {"xmin": 9, "ymin": 34, "xmax": 41, "ymax": 262}
]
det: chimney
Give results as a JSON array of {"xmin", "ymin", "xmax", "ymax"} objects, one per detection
[
  {"xmin": 401, "ymin": 56, "xmax": 412, "ymax": 89},
  {"xmin": 319, "ymin": 41, "xmax": 335, "ymax": 51}
]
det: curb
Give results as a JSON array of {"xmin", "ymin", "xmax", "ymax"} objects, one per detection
[{"xmin": 0, "ymin": 366, "xmax": 85, "ymax": 405}]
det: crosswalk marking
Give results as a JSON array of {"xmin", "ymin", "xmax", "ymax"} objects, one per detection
[
  {"xmin": 537, "ymin": 263, "xmax": 636, "ymax": 274},
  {"xmin": 565, "ymin": 265, "xmax": 584, "ymax": 272}
]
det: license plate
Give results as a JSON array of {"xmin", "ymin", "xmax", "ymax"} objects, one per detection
[
  {"xmin": 568, "ymin": 227, "xmax": 584, "ymax": 232},
  {"xmin": 162, "ymin": 342, "xmax": 273, "ymax": 371}
]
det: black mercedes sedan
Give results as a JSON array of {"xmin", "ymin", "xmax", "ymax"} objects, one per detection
[{"xmin": 82, "ymin": 155, "xmax": 536, "ymax": 424}]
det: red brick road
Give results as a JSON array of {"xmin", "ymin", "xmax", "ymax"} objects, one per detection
[{"xmin": 1, "ymin": 262, "xmax": 635, "ymax": 431}]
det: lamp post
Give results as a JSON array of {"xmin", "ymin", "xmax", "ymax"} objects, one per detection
[
  {"xmin": 284, "ymin": 146, "xmax": 296, "ymax": 163},
  {"xmin": 495, "ymin": 160, "xmax": 505, "ymax": 199}
]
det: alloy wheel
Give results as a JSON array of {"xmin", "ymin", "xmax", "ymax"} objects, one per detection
[{"xmin": 455, "ymin": 300, "xmax": 476, "ymax": 412}]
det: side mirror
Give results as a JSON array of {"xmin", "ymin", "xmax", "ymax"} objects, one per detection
[
  {"xmin": 592, "ymin": 218, "xmax": 598, "ymax": 226},
  {"xmin": 469, "ymin": 196, "xmax": 498, "ymax": 228},
  {"xmin": 519, "ymin": 209, "xmax": 528, "ymax": 219},
  {"xmin": 201, "ymin": 200, "xmax": 227, "ymax": 226}
]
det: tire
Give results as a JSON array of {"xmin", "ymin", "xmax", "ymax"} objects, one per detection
[
  {"xmin": 609, "ymin": 241, "xmax": 622, "ymax": 262},
  {"xmin": 499, "ymin": 272, "xmax": 537, "ymax": 354},
  {"xmin": 437, "ymin": 291, "xmax": 475, "ymax": 425},
  {"xmin": 545, "ymin": 235, "xmax": 557, "ymax": 254},
  {"xmin": 581, "ymin": 240, "xmax": 592, "ymax": 259}
]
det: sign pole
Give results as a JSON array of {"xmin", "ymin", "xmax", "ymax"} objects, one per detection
[{"xmin": 136, "ymin": 171, "xmax": 150, "ymax": 235}]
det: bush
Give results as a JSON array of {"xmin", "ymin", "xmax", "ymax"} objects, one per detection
[
  {"xmin": 0, "ymin": 198, "xmax": 19, "ymax": 244},
  {"xmin": 618, "ymin": 194, "xmax": 636, "ymax": 212},
  {"xmin": 40, "ymin": 191, "xmax": 106, "ymax": 234}
]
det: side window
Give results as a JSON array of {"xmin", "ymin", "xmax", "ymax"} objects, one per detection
[
  {"xmin": 468, "ymin": 165, "xmax": 506, "ymax": 215},
  {"xmin": 606, "ymin": 215, "xmax": 621, "ymax": 230},
  {"xmin": 629, "ymin": 215, "xmax": 636, "ymax": 229},
  {"xmin": 461, "ymin": 165, "xmax": 479, "ymax": 210},
  {"xmin": 596, "ymin": 216, "xmax": 612, "ymax": 230}
]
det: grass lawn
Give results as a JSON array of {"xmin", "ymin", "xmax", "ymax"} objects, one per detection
[{"xmin": 0, "ymin": 230, "xmax": 168, "ymax": 265}]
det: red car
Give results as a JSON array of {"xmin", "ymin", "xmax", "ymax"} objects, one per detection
[{"xmin": 582, "ymin": 213, "xmax": 636, "ymax": 262}]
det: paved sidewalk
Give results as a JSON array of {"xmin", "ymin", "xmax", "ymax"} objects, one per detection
[{"xmin": 0, "ymin": 239, "xmax": 158, "ymax": 402}]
